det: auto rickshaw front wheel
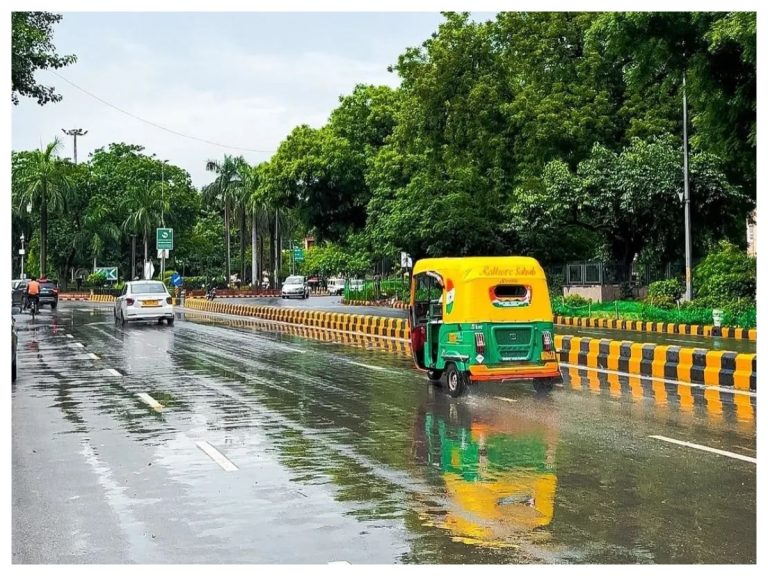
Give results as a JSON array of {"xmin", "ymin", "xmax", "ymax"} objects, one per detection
[{"xmin": 445, "ymin": 364, "xmax": 468, "ymax": 398}]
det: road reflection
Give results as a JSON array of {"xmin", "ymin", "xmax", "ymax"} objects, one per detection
[{"xmin": 414, "ymin": 390, "xmax": 558, "ymax": 547}]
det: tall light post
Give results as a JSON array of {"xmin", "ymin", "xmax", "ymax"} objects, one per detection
[
  {"xmin": 681, "ymin": 71, "xmax": 693, "ymax": 301},
  {"xmin": 62, "ymin": 128, "xmax": 87, "ymax": 163},
  {"xmin": 130, "ymin": 233, "xmax": 137, "ymax": 280},
  {"xmin": 20, "ymin": 233, "xmax": 26, "ymax": 279}
]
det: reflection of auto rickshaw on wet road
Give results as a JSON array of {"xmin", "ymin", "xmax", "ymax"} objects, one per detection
[
  {"xmin": 414, "ymin": 395, "xmax": 559, "ymax": 547},
  {"xmin": 409, "ymin": 256, "xmax": 561, "ymax": 396}
]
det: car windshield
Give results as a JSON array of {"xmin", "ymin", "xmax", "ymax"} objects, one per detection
[
  {"xmin": 132, "ymin": 282, "xmax": 167, "ymax": 294},
  {"xmin": 285, "ymin": 277, "xmax": 303, "ymax": 285}
]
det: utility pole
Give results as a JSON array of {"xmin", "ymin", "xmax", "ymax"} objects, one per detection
[
  {"xmin": 62, "ymin": 128, "xmax": 88, "ymax": 163},
  {"xmin": 682, "ymin": 71, "xmax": 692, "ymax": 301}
]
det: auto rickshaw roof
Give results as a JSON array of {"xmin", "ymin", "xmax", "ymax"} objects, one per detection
[{"xmin": 412, "ymin": 256, "xmax": 546, "ymax": 281}]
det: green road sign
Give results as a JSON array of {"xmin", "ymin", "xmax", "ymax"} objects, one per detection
[
  {"xmin": 293, "ymin": 248, "xmax": 304, "ymax": 262},
  {"xmin": 95, "ymin": 266, "xmax": 118, "ymax": 282},
  {"xmin": 156, "ymin": 228, "xmax": 174, "ymax": 250}
]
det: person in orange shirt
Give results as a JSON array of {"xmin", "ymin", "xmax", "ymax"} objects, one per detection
[{"xmin": 26, "ymin": 276, "xmax": 40, "ymax": 313}]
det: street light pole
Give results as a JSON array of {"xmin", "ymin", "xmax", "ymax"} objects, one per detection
[
  {"xmin": 20, "ymin": 233, "xmax": 25, "ymax": 279},
  {"xmin": 682, "ymin": 71, "xmax": 693, "ymax": 301},
  {"xmin": 62, "ymin": 128, "xmax": 88, "ymax": 163},
  {"xmin": 130, "ymin": 233, "xmax": 137, "ymax": 280}
]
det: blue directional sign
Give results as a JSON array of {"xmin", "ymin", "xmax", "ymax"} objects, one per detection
[{"xmin": 170, "ymin": 272, "xmax": 183, "ymax": 287}]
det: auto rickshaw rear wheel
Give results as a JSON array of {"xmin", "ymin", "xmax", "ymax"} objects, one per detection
[
  {"xmin": 533, "ymin": 378, "xmax": 556, "ymax": 393},
  {"xmin": 445, "ymin": 364, "xmax": 467, "ymax": 398}
]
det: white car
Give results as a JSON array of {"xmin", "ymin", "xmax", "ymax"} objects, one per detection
[
  {"xmin": 281, "ymin": 275, "xmax": 310, "ymax": 299},
  {"xmin": 114, "ymin": 280, "xmax": 175, "ymax": 325}
]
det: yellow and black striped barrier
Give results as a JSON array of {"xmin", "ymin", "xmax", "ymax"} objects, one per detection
[
  {"xmin": 555, "ymin": 335, "xmax": 755, "ymax": 391},
  {"xmin": 555, "ymin": 315, "xmax": 756, "ymax": 341},
  {"xmin": 90, "ymin": 294, "xmax": 116, "ymax": 303},
  {"xmin": 181, "ymin": 299, "xmax": 756, "ymax": 391}
]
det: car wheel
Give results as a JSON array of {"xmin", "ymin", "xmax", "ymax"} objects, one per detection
[
  {"xmin": 12, "ymin": 361, "xmax": 16, "ymax": 381},
  {"xmin": 167, "ymin": 316, "xmax": 175, "ymax": 325},
  {"xmin": 445, "ymin": 364, "xmax": 467, "ymax": 398},
  {"xmin": 51, "ymin": 302, "xmax": 57, "ymax": 310},
  {"xmin": 120, "ymin": 309, "xmax": 126, "ymax": 326}
]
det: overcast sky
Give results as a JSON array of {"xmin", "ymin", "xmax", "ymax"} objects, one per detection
[{"xmin": 11, "ymin": 12, "xmax": 495, "ymax": 188}]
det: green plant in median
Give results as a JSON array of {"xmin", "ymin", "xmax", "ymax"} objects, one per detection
[
  {"xmin": 693, "ymin": 240, "xmax": 756, "ymax": 304},
  {"xmin": 645, "ymin": 278, "xmax": 684, "ymax": 309}
]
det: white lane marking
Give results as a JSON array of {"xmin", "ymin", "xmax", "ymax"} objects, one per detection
[
  {"xmin": 280, "ymin": 346, "xmax": 308, "ymax": 354},
  {"xmin": 106, "ymin": 368, "xmax": 122, "ymax": 377},
  {"xmin": 72, "ymin": 342, "xmax": 85, "ymax": 348},
  {"xmin": 196, "ymin": 441, "xmax": 238, "ymax": 472},
  {"xmin": 666, "ymin": 338, "xmax": 704, "ymax": 345},
  {"xmin": 88, "ymin": 353, "xmax": 99, "ymax": 360},
  {"xmin": 649, "ymin": 435, "xmax": 757, "ymax": 464},
  {"xmin": 559, "ymin": 363, "xmax": 756, "ymax": 398},
  {"xmin": 136, "ymin": 392, "xmax": 163, "ymax": 412},
  {"xmin": 346, "ymin": 360, "xmax": 387, "ymax": 372},
  {"xmin": 493, "ymin": 396, "xmax": 518, "ymax": 404},
  {"xmin": 66, "ymin": 334, "xmax": 74, "ymax": 339}
]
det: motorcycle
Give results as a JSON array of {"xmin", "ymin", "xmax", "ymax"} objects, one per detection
[{"xmin": 206, "ymin": 288, "xmax": 217, "ymax": 301}]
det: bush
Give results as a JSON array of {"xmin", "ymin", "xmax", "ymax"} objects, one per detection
[
  {"xmin": 563, "ymin": 294, "xmax": 590, "ymax": 307},
  {"xmin": 85, "ymin": 271, "xmax": 107, "ymax": 287},
  {"xmin": 693, "ymin": 240, "xmax": 756, "ymax": 305},
  {"xmin": 645, "ymin": 278, "xmax": 683, "ymax": 309}
]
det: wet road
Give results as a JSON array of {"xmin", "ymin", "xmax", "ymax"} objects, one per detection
[
  {"xmin": 235, "ymin": 296, "xmax": 756, "ymax": 353},
  {"xmin": 13, "ymin": 304, "xmax": 756, "ymax": 564}
]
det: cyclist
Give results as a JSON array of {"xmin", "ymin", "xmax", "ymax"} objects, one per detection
[{"xmin": 26, "ymin": 276, "xmax": 41, "ymax": 315}]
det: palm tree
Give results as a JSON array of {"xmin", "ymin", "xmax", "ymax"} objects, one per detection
[
  {"xmin": 122, "ymin": 181, "xmax": 168, "ymax": 278},
  {"xmin": 14, "ymin": 138, "xmax": 71, "ymax": 277},
  {"xmin": 202, "ymin": 155, "xmax": 245, "ymax": 284},
  {"xmin": 238, "ymin": 163, "xmax": 270, "ymax": 286}
]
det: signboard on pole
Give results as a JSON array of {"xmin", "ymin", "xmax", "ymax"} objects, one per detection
[
  {"xmin": 400, "ymin": 252, "xmax": 412, "ymax": 269},
  {"xmin": 144, "ymin": 260, "xmax": 155, "ymax": 280},
  {"xmin": 293, "ymin": 247, "xmax": 304, "ymax": 262},
  {"xmin": 95, "ymin": 266, "xmax": 118, "ymax": 282},
  {"xmin": 157, "ymin": 249, "xmax": 170, "ymax": 259},
  {"xmin": 170, "ymin": 272, "xmax": 183, "ymax": 287},
  {"xmin": 156, "ymin": 228, "xmax": 174, "ymax": 250}
]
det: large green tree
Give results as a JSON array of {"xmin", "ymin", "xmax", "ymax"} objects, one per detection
[
  {"xmin": 13, "ymin": 138, "xmax": 72, "ymax": 276},
  {"xmin": 12, "ymin": 12, "xmax": 77, "ymax": 105}
]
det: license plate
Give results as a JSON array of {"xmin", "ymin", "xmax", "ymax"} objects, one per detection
[{"xmin": 143, "ymin": 300, "xmax": 160, "ymax": 307}]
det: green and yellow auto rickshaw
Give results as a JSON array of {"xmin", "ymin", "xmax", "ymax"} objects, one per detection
[{"xmin": 408, "ymin": 256, "xmax": 561, "ymax": 396}]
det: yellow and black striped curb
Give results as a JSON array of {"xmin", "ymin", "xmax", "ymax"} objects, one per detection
[
  {"xmin": 555, "ymin": 315, "xmax": 756, "ymax": 341},
  {"xmin": 557, "ymin": 335, "xmax": 755, "ymax": 391},
  {"xmin": 181, "ymin": 310, "xmax": 411, "ymax": 357},
  {"xmin": 89, "ymin": 294, "xmax": 116, "ymax": 303},
  {"xmin": 182, "ymin": 299, "xmax": 756, "ymax": 391},
  {"xmin": 185, "ymin": 297, "xmax": 410, "ymax": 339},
  {"xmin": 562, "ymin": 366, "xmax": 755, "ymax": 424}
]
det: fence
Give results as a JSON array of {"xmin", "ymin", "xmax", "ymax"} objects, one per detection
[{"xmin": 547, "ymin": 261, "xmax": 688, "ymax": 287}]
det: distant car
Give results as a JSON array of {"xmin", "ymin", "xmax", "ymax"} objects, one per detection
[
  {"xmin": 12, "ymin": 279, "xmax": 26, "ymax": 310},
  {"xmin": 12, "ymin": 317, "xmax": 17, "ymax": 381},
  {"xmin": 327, "ymin": 278, "xmax": 345, "ymax": 296},
  {"xmin": 39, "ymin": 279, "xmax": 59, "ymax": 309},
  {"xmin": 114, "ymin": 280, "xmax": 175, "ymax": 325},
  {"xmin": 281, "ymin": 275, "xmax": 310, "ymax": 299}
]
